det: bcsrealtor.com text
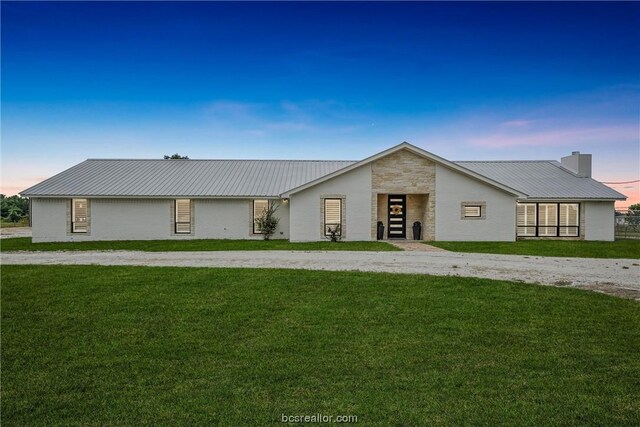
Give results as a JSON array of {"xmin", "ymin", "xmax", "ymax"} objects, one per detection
[{"xmin": 281, "ymin": 413, "xmax": 358, "ymax": 423}]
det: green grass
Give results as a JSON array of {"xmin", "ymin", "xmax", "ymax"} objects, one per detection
[
  {"xmin": 0, "ymin": 237, "xmax": 399, "ymax": 252},
  {"xmin": 0, "ymin": 218, "xmax": 28, "ymax": 228},
  {"xmin": 428, "ymin": 239, "xmax": 640, "ymax": 259},
  {"xmin": 2, "ymin": 266, "xmax": 639, "ymax": 425}
]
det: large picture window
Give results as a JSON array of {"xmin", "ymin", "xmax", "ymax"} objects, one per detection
[
  {"xmin": 175, "ymin": 199, "xmax": 192, "ymax": 234},
  {"xmin": 517, "ymin": 202, "xmax": 579, "ymax": 237},
  {"xmin": 71, "ymin": 198, "xmax": 88, "ymax": 233},
  {"xmin": 324, "ymin": 198, "xmax": 342, "ymax": 236},
  {"xmin": 253, "ymin": 200, "xmax": 269, "ymax": 234}
]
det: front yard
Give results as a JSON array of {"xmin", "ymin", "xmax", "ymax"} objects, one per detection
[
  {"xmin": 2, "ymin": 266, "xmax": 638, "ymax": 425},
  {"xmin": 428, "ymin": 239, "xmax": 640, "ymax": 259},
  {"xmin": 0, "ymin": 237, "xmax": 399, "ymax": 252}
]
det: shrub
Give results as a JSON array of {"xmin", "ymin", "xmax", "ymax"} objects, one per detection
[
  {"xmin": 327, "ymin": 224, "xmax": 342, "ymax": 242},
  {"xmin": 255, "ymin": 202, "xmax": 280, "ymax": 240}
]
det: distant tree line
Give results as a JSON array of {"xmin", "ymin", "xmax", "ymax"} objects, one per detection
[{"xmin": 1, "ymin": 194, "xmax": 29, "ymax": 223}]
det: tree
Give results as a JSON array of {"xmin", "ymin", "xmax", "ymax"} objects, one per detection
[
  {"xmin": 6, "ymin": 205, "xmax": 24, "ymax": 223},
  {"xmin": 163, "ymin": 154, "xmax": 189, "ymax": 159},
  {"xmin": 1, "ymin": 194, "xmax": 29, "ymax": 220},
  {"xmin": 627, "ymin": 203, "xmax": 640, "ymax": 230},
  {"xmin": 254, "ymin": 202, "xmax": 280, "ymax": 240}
]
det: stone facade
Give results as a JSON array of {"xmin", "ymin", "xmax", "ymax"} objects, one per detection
[{"xmin": 371, "ymin": 149, "xmax": 436, "ymax": 240}]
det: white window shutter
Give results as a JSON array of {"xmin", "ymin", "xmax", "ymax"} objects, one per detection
[
  {"xmin": 559, "ymin": 203, "xmax": 579, "ymax": 236},
  {"xmin": 175, "ymin": 199, "xmax": 191, "ymax": 233},
  {"xmin": 516, "ymin": 203, "xmax": 536, "ymax": 236},
  {"xmin": 464, "ymin": 206, "xmax": 481, "ymax": 217},
  {"xmin": 324, "ymin": 199, "xmax": 341, "ymax": 235},
  {"xmin": 72, "ymin": 198, "xmax": 88, "ymax": 233},
  {"xmin": 253, "ymin": 200, "xmax": 269, "ymax": 233}
]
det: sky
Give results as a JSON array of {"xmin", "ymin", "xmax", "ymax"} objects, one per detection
[{"xmin": 2, "ymin": 2, "xmax": 639, "ymax": 208}]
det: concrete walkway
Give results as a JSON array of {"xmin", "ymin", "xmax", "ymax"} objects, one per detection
[
  {"xmin": 2, "ymin": 250, "xmax": 639, "ymax": 300},
  {"xmin": 387, "ymin": 240, "xmax": 448, "ymax": 252}
]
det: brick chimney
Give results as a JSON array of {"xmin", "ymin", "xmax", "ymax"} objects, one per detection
[{"xmin": 561, "ymin": 151, "xmax": 592, "ymax": 178}]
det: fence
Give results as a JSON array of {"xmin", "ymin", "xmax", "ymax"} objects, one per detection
[{"xmin": 615, "ymin": 209, "xmax": 640, "ymax": 239}]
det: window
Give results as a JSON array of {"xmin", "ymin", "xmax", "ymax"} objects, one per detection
[
  {"xmin": 461, "ymin": 202, "xmax": 486, "ymax": 220},
  {"xmin": 253, "ymin": 200, "xmax": 268, "ymax": 233},
  {"xmin": 559, "ymin": 203, "xmax": 579, "ymax": 236},
  {"xmin": 175, "ymin": 199, "xmax": 191, "ymax": 234},
  {"xmin": 463, "ymin": 205, "xmax": 482, "ymax": 218},
  {"xmin": 324, "ymin": 198, "xmax": 342, "ymax": 236},
  {"xmin": 71, "ymin": 198, "xmax": 88, "ymax": 233},
  {"xmin": 517, "ymin": 202, "xmax": 580, "ymax": 237},
  {"xmin": 516, "ymin": 203, "xmax": 536, "ymax": 236},
  {"xmin": 538, "ymin": 204, "xmax": 558, "ymax": 236}
]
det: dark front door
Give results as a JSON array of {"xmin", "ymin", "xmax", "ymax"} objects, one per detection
[{"xmin": 387, "ymin": 194, "xmax": 406, "ymax": 239}]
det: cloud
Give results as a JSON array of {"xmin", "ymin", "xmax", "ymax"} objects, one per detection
[
  {"xmin": 467, "ymin": 124, "xmax": 638, "ymax": 148},
  {"xmin": 499, "ymin": 120, "xmax": 532, "ymax": 128}
]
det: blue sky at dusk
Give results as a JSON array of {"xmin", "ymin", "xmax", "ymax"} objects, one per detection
[{"xmin": 2, "ymin": 2, "xmax": 639, "ymax": 206}]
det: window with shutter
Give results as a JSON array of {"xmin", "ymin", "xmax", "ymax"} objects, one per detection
[
  {"xmin": 517, "ymin": 202, "xmax": 580, "ymax": 237},
  {"xmin": 463, "ymin": 205, "xmax": 481, "ymax": 218},
  {"xmin": 253, "ymin": 200, "xmax": 269, "ymax": 233},
  {"xmin": 538, "ymin": 204, "xmax": 558, "ymax": 236},
  {"xmin": 324, "ymin": 198, "xmax": 342, "ymax": 236},
  {"xmin": 175, "ymin": 199, "xmax": 191, "ymax": 234},
  {"xmin": 516, "ymin": 203, "xmax": 536, "ymax": 236},
  {"xmin": 559, "ymin": 203, "xmax": 579, "ymax": 236},
  {"xmin": 72, "ymin": 198, "xmax": 88, "ymax": 233}
]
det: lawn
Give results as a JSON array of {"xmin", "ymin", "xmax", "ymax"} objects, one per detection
[
  {"xmin": 428, "ymin": 239, "xmax": 640, "ymax": 259},
  {"xmin": 2, "ymin": 266, "xmax": 639, "ymax": 425},
  {"xmin": 0, "ymin": 237, "xmax": 399, "ymax": 252},
  {"xmin": 0, "ymin": 219, "xmax": 28, "ymax": 228}
]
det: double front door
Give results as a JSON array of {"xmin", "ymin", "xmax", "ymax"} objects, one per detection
[{"xmin": 387, "ymin": 194, "xmax": 406, "ymax": 239}]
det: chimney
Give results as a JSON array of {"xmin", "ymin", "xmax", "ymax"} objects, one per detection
[{"xmin": 561, "ymin": 151, "xmax": 592, "ymax": 178}]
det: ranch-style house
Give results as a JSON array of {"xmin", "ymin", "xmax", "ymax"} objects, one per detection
[{"xmin": 21, "ymin": 142, "xmax": 625, "ymax": 242}]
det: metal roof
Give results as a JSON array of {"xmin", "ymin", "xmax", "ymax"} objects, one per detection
[
  {"xmin": 455, "ymin": 160, "xmax": 626, "ymax": 200},
  {"xmin": 22, "ymin": 154, "xmax": 625, "ymax": 201},
  {"xmin": 21, "ymin": 159, "xmax": 356, "ymax": 197}
]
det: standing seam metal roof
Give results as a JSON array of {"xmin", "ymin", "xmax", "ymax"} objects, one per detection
[
  {"xmin": 455, "ymin": 160, "xmax": 626, "ymax": 199},
  {"xmin": 21, "ymin": 159, "xmax": 357, "ymax": 197},
  {"xmin": 21, "ymin": 157, "xmax": 626, "ymax": 200}
]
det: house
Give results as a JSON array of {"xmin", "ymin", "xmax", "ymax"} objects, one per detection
[{"xmin": 21, "ymin": 142, "xmax": 625, "ymax": 242}]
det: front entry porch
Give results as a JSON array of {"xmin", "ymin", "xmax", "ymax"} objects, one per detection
[{"xmin": 374, "ymin": 193, "xmax": 433, "ymax": 240}]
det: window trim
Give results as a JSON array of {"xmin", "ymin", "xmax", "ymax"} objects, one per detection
[
  {"xmin": 517, "ymin": 202, "xmax": 580, "ymax": 237},
  {"xmin": 71, "ymin": 198, "xmax": 88, "ymax": 233},
  {"xmin": 323, "ymin": 198, "xmax": 342, "ymax": 236},
  {"xmin": 253, "ymin": 199, "xmax": 269, "ymax": 234},
  {"xmin": 460, "ymin": 201, "xmax": 486, "ymax": 220},
  {"xmin": 174, "ymin": 199, "xmax": 192, "ymax": 234}
]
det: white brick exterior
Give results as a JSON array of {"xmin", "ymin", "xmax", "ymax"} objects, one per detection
[
  {"xmin": 31, "ymin": 198, "xmax": 288, "ymax": 242},
  {"xmin": 435, "ymin": 164, "xmax": 517, "ymax": 241},
  {"xmin": 584, "ymin": 201, "xmax": 615, "ymax": 241},
  {"xmin": 289, "ymin": 164, "xmax": 372, "ymax": 242}
]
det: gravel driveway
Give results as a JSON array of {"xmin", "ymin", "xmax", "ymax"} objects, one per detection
[
  {"xmin": 3, "ymin": 250, "xmax": 639, "ymax": 300},
  {"xmin": 0, "ymin": 227, "xmax": 31, "ymax": 239}
]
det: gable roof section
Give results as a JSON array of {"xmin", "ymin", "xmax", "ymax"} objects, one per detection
[
  {"xmin": 21, "ymin": 159, "xmax": 355, "ymax": 198},
  {"xmin": 456, "ymin": 160, "xmax": 626, "ymax": 200},
  {"xmin": 282, "ymin": 142, "xmax": 526, "ymax": 197}
]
